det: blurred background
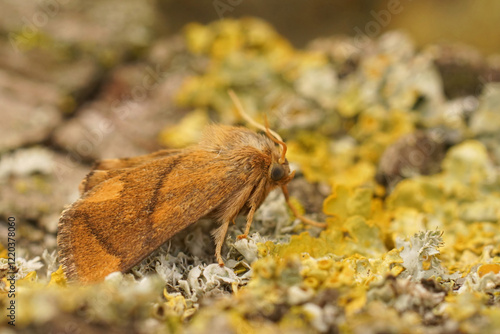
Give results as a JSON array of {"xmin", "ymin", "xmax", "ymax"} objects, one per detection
[
  {"xmin": 161, "ymin": 0, "xmax": 500, "ymax": 54},
  {"xmin": 1, "ymin": 0, "xmax": 500, "ymax": 262}
]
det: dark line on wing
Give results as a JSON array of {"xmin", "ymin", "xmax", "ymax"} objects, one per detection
[
  {"xmin": 141, "ymin": 156, "xmax": 182, "ymax": 249},
  {"xmin": 73, "ymin": 209, "xmax": 124, "ymax": 267}
]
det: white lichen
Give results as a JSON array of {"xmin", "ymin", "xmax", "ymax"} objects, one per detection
[
  {"xmin": 397, "ymin": 230, "xmax": 460, "ymax": 281},
  {"xmin": 0, "ymin": 147, "xmax": 54, "ymax": 179},
  {"xmin": 0, "ymin": 256, "xmax": 44, "ymax": 281}
]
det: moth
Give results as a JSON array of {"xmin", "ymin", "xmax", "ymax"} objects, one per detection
[{"xmin": 58, "ymin": 91, "xmax": 324, "ymax": 283}]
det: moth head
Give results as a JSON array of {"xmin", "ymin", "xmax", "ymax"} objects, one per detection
[
  {"xmin": 227, "ymin": 90, "xmax": 294, "ymax": 184},
  {"xmin": 264, "ymin": 120, "xmax": 295, "ymax": 184},
  {"xmin": 269, "ymin": 159, "xmax": 294, "ymax": 184}
]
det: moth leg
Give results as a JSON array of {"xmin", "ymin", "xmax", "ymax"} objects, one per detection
[
  {"xmin": 237, "ymin": 205, "xmax": 257, "ymax": 240},
  {"xmin": 212, "ymin": 220, "xmax": 231, "ymax": 266},
  {"xmin": 281, "ymin": 185, "xmax": 326, "ymax": 228}
]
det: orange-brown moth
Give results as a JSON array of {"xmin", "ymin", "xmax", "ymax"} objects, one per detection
[{"xmin": 57, "ymin": 91, "xmax": 324, "ymax": 283}]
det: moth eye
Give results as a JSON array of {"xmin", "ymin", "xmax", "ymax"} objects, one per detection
[{"xmin": 270, "ymin": 164, "xmax": 285, "ymax": 181}]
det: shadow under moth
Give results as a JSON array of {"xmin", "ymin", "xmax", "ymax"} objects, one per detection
[{"xmin": 58, "ymin": 91, "xmax": 325, "ymax": 283}]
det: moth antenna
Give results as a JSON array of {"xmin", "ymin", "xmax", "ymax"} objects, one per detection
[
  {"xmin": 228, "ymin": 90, "xmax": 287, "ymax": 163},
  {"xmin": 263, "ymin": 115, "xmax": 287, "ymax": 164}
]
